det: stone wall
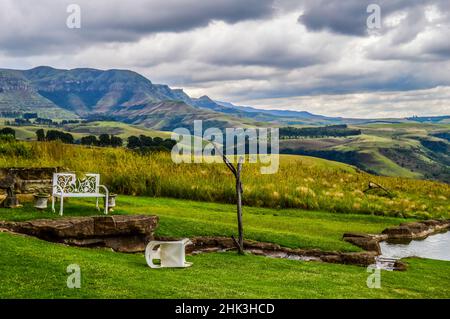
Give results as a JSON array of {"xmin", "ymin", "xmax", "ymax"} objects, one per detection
[{"xmin": 0, "ymin": 167, "xmax": 64, "ymax": 195}]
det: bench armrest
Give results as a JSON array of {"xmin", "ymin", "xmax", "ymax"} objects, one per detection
[{"xmin": 98, "ymin": 185, "xmax": 109, "ymax": 197}]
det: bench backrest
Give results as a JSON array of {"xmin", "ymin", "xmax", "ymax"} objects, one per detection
[{"xmin": 52, "ymin": 173, "xmax": 100, "ymax": 195}]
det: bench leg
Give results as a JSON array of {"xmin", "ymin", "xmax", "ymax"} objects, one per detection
[
  {"xmin": 60, "ymin": 197, "xmax": 64, "ymax": 216},
  {"xmin": 96, "ymin": 198, "xmax": 100, "ymax": 211},
  {"xmin": 52, "ymin": 196, "xmax": 55, "ymax": 213},
  {"xmin": 104, "ymin": 195, "xmax": 109, "ymax": 215}
]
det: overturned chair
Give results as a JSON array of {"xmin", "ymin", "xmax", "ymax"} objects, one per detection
[
  {"xmin": 145, "ymin": 238, "xmax": 193, "ymax": 268},
  {"xmin": 52, "ymin": 173, "xmax": 109, "ymax": 216}
]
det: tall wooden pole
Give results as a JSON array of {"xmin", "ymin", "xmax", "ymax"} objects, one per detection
[
  {"xmin": 236, "ymin": 157, "xmax": 244, "ymax": 254},
  {"xmin": 213, "ymin": 143, "xmax": 244, "ymax": 254}
]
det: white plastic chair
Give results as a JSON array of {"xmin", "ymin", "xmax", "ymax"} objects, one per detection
[{"xmin": 145, "ymin": 238, "xmax": 193, "ymax": 268}]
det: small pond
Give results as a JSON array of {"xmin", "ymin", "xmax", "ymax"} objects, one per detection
[{"xmin": 380, "ymin": 231, "xmax": 450, "ymax": 261}]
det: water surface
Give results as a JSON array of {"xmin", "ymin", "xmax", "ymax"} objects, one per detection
[{"xmin": 380, "ymin": 231, "xmax": 450, "ymax": 261}]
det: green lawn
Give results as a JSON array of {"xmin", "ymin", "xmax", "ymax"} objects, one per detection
[
  {"xmin": 0, "ymin": 196, "xmax": 414, "ymax": 252},
  {"xmin": 1, "ymin": 231, "xmax": 449, "ymax": 298},
  {"xmin": 1, "ymin": 196, "xmax": 449, "ymax": 299}
]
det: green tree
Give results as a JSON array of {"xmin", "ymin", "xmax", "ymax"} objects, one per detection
[
  {"xmin": 110, "ymin": 135, "xmax": 123, "ymax": 148},
  {"xmin": 98, "ymin": 134, "xmax": 111, "ymax": 147},
  {"xmin": 127, "ymin": 136, "xmax": 141, "ymax": 149},
  {"xmin": 0, "ymin": 127, "xmax": 16, "ymax": 139},
  {"xmin": 80, "ymin": 135, "xmax": 98, "ymax": 146},
  {"xmin": 36, "ymin": 129, "xmax": 45, "ymax": 141}
]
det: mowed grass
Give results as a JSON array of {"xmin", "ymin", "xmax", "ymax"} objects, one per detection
[
  {"xmin": 0, "ymin": 141, "xmax": 448, "ymax": 219},
  {"xmin": 1, "ymin": 231, "xmax": 449, "ymax": 298},
  {"xmin": 0, "ymin": 196, "xmax": 413, "ymax": 252}
]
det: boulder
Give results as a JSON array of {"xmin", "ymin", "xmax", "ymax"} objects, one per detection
[
  {"xmin": 320, "ymin": 254, "xmax": 342, "ymax": 264},
  {"xmin": 0, "ymin": 215, "xmax": 158, "ymax": 252},
  {"xmin": 393, "ymin": 260, "xmax": 408, "ymax": 271},
  {"xmin": 382, "ymin": 220, "xmax": 450, "ymax": 240},
  {"xmin": 340, "ymin": 252, "xmax": 377, "ymax": 266},
  {"xmin": 344, "ymin": 237, "xmax": 381, "ymax": 253},
  {"xmin": 400, "ymin": 222, "xmax": 429, "ymax": 234},
  {"xmin": 382, "ymin": 226, "xmax": 413, "ymax": 238},
  {"xmin": 343, "ymin": 232, "xmax": 381, "ymax": 253},
  {"xmin": 244, "ymin": 240, "xmax": 281, "ymax": 251}
]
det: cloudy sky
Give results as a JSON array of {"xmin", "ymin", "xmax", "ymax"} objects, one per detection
[{"xmin": 1, "ymin": 0, "xmax": 449, "ymax": 118}]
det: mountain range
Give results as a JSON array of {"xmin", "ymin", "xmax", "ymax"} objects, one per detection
[
  {"xmin": 1, "ymin": 66, "xmax": 449, "ymax": 130},
  {"xmin": 1, "ymin": 66, "xmax": 449, "ymax": 183}
]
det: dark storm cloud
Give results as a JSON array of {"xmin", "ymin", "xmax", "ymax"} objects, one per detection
[
  {"xmin": 0, "ymin": 0, "xmax": 449, "ymax": 117},
  {"xmin": 298, "ymin": 0, "xmax": 371, "ymax": 36},
  {"xmin": 297, "ymin": 0, "xmax": 449, "ymax": 37},
  {"xmin": 203, "ymin": 41, "xmax": 330, "ymax": 70},
  {"xmin": 0, "ymin": 0, "xmax": 276, "ymax": 55},
  {"xmin": 83, "ymin": 0, "xmax": 276, "ymax": 34}
]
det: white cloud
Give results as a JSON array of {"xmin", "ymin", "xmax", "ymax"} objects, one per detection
[
  {"xmin": 242, "ymin": 86, "xmax": 450, "ymax": 118},
  {"xmin": 0, "ymin": 0, "xmax": 449, "ymax": 117}
]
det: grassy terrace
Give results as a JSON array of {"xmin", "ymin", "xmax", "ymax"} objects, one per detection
[
  {"xmin": 1, "ymin": 232, "xmax": 449, "ymax": 298},
  {"xmin": 1, "ymin": 196, "xmax": 449, "ymax": 298},
  {"xmin": 1, "ymin": 141, "xmax": 449, "ymax": 298}
]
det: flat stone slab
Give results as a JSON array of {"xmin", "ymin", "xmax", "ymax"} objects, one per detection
[{"xmin": 0, "ymin": 215, "xmax": 159, "ymax": 253}]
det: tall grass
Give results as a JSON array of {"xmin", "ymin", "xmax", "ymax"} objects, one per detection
[{"xmin": 1, "ymin": 140, "xmax": 448, "ymax": 218}]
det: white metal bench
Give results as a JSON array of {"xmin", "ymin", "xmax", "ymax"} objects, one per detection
[{"xmin": 52, "ymin": 173, "xmax": 109, "ymax": 216}]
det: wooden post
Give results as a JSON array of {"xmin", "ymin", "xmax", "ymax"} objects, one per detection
[
  {"xmin": 213, "ymin": 143, "xmax": 245, "ymax": 254},
  {"xmin": 236, "ymin": 157, "xmax": 244, "ymax": 254}
]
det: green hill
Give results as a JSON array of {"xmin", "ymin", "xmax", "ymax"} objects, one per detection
[{"xmin": 280, "ymin": 123, "xmax": 450, "ymax": 183}]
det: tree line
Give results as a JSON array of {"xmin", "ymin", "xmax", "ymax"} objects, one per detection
[
  {"xmin": 4, "ymin": 113, "xmax": 83, "ymax": 127},
  {"xmin": 279, "ymin": 124, "xmax": 362, "ymax": 138},
  {"xmin": 34, "ymin": 129, "xmax": 175, "ymax": 152},
  {"xmin": 1, "ymin": 126, "xmax": 176, "ymax": 153},
  {"xmin": 126, "ymin": 135, "xmax": 176, "ymax": 153}
]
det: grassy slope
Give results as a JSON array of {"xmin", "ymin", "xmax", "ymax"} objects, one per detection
[
  {"xmin": 279, "ymin": 123, "xmax": 450, "ymax": 181},
  {"xmin": 63, "ymin": 121, "xmax": 172, "ymax": 139},
  {"xmin": 1, "ymin": 230, "xmax": 449, "ymax": 299},
  {"xmin": 0, "ymin": 120, "xmax": 171, "ymax": 140},
  {"xmin": 1, "ymin": 141, "xmax": 448, "ymax": 218},
  {"xmin": 0, "ymin": 196, "xmax": 413, "ymax": 252}
]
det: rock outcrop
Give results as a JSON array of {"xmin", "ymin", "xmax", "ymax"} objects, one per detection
[
  {"xmin": 343, "ymin": 219, "xmax": 450, "ymax": 251},
  {"xmin": 0, "ymin": 215, "xmax": 159, "ymax": 252},
  {"xmin": 382, "ymin": 220, "xmax": 450, "ymax": 240},
  {"xmin": 342, "ymin": 233, "xmax": 382, "ymax": 254}
]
